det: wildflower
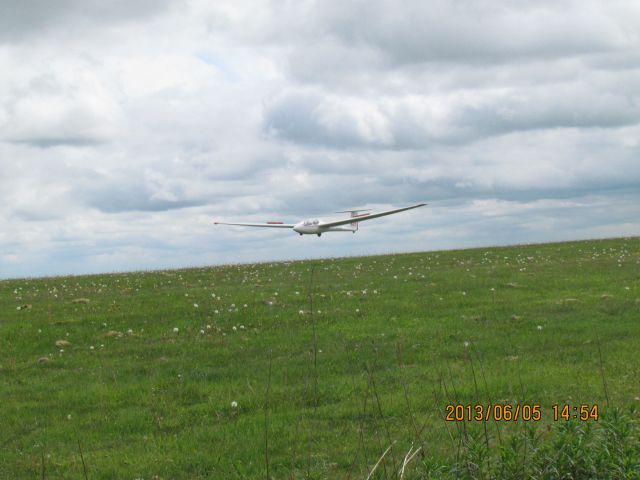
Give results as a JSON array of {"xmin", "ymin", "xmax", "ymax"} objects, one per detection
[
  {"xmin": 200, "ymin": 329, "xmax": 205, "ymax": 335},
  {"xmin": 173, "ymin": 327, "xmax": 179, "ymax": 333},
  {"xmin": 299, "ymin": 310, "xmax": 304, "ymax": 315},
  {"xmin": 232, "ymin": 326, "xmax": 237, "ymax": 331},
  {"xmin": 90, "ymin": 346, "xmax": 95, "ymax": 350},
  {"xmin": 356, "ymin": 308, "xmax": 360, "ymax": 313},
  {"xmin": 537, "ymin": 325, "xmax": 543, "ymax": 331},
  {"xmin": 127, "ymin": 329, "xmax": 133, "ymax": 335},
  {"xmin": 231, "ymin": 401, "xmax": 238, "ymax": 408},
  {"xmin": 193, "ymin": 303, "xmax": 199, "ymax": 308},
  {"xmin": 206, "ymin": 324, "xmax": 212, "ymax": 329},
  {"xmin": 463, "ymin": 341, "xmax": 470, "ymax": 348}
]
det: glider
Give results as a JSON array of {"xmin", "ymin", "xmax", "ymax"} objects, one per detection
[{"xmin": 214, "ymin": 203, "xmax": 426, "ymax": 237}]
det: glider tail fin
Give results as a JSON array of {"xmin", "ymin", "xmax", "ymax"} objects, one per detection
[{"xmin": 335, "ymin": 209, "xmax": 372, "ymax": 231}]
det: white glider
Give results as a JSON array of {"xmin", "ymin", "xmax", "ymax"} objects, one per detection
[{"xmin": 214, "ymin": 203, "xmax": 426, "ymax": 237}]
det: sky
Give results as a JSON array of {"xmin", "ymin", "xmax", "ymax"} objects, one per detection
[{"xmin": 1, "ymin": 0, "xmax": 639, "ymax": 279}]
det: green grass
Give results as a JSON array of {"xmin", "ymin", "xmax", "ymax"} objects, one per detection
[{"xmin": 1, "ymin": 237, "xmax": 639, "ymax": 479}]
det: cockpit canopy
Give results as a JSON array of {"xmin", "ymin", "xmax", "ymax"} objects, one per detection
[{"xmin": 303, "ymin": 219, "xmax": 320, "ymax": 226}]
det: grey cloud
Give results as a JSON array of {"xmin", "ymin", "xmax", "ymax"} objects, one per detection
[
  {"xmin": 75, "ymin": 170, "xmax": 206, "ymax": 214},
  {"xmin": 0, "ymin": 0, "xmax": 173, "ymax": 42},
  {"xmin": 327, "ymin": 1, "xmax": 622, "ymax": 65},
  {"xmin": 455, "ymin": 88, "xmax": 640, "ymax": 137},
  {"xmin": 264, "ymin": 83, "xmax": 640, "ymax": 150}
]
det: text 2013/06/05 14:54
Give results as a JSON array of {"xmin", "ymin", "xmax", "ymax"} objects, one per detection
[{"xmin": 444, "ymin": 404, "xmax": 599, "ymax": 422}]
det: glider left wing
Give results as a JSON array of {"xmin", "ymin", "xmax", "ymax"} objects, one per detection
[{"xmin": 214, "ymin": 221, "xmax": 295, "ymax": 228}]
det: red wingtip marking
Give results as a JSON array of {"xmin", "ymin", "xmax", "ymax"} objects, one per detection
[{"xmin": 267, "ymin": 221, "xmax": 283, "ymax": 224}]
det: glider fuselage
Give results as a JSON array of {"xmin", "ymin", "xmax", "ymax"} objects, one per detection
[{"xmin": 293, "ymin": 219, "xmax": 354, "ymax": 235}]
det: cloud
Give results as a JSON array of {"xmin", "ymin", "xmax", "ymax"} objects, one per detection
[
  {"xmin": 0, "ymin": 0, "xmax": 173, "ymax": 43},
  {"xmin": 1, "ymin": 0, "xmax": 639, "ymax": 278}
]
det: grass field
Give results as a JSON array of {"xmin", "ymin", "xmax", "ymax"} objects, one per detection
[{"xmin": 1, "ymin": 237, "xmax": 639, "ymax": 479}]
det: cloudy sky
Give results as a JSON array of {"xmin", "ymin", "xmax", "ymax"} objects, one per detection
[{"xmin": 1, "ymin": 0, "xmax": 639, "ymax": 279}]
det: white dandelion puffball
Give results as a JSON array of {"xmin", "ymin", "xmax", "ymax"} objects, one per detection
[
  {"xmin": 231, "ymin": 401, "xmax": 238, "ymax": 408},
  {"xmin": 173, "ymin": 327, "xmax": 179, "ymax": 333}
]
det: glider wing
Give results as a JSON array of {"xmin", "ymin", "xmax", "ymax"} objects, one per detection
[{"xmin": 214, "ymin": 221, "xmax": 295, "ymax": 228}]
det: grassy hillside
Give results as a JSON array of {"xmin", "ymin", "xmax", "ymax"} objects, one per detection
[{"xmin": 1, "ymin": 237, "xmax": 639, "ymax": 478}]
